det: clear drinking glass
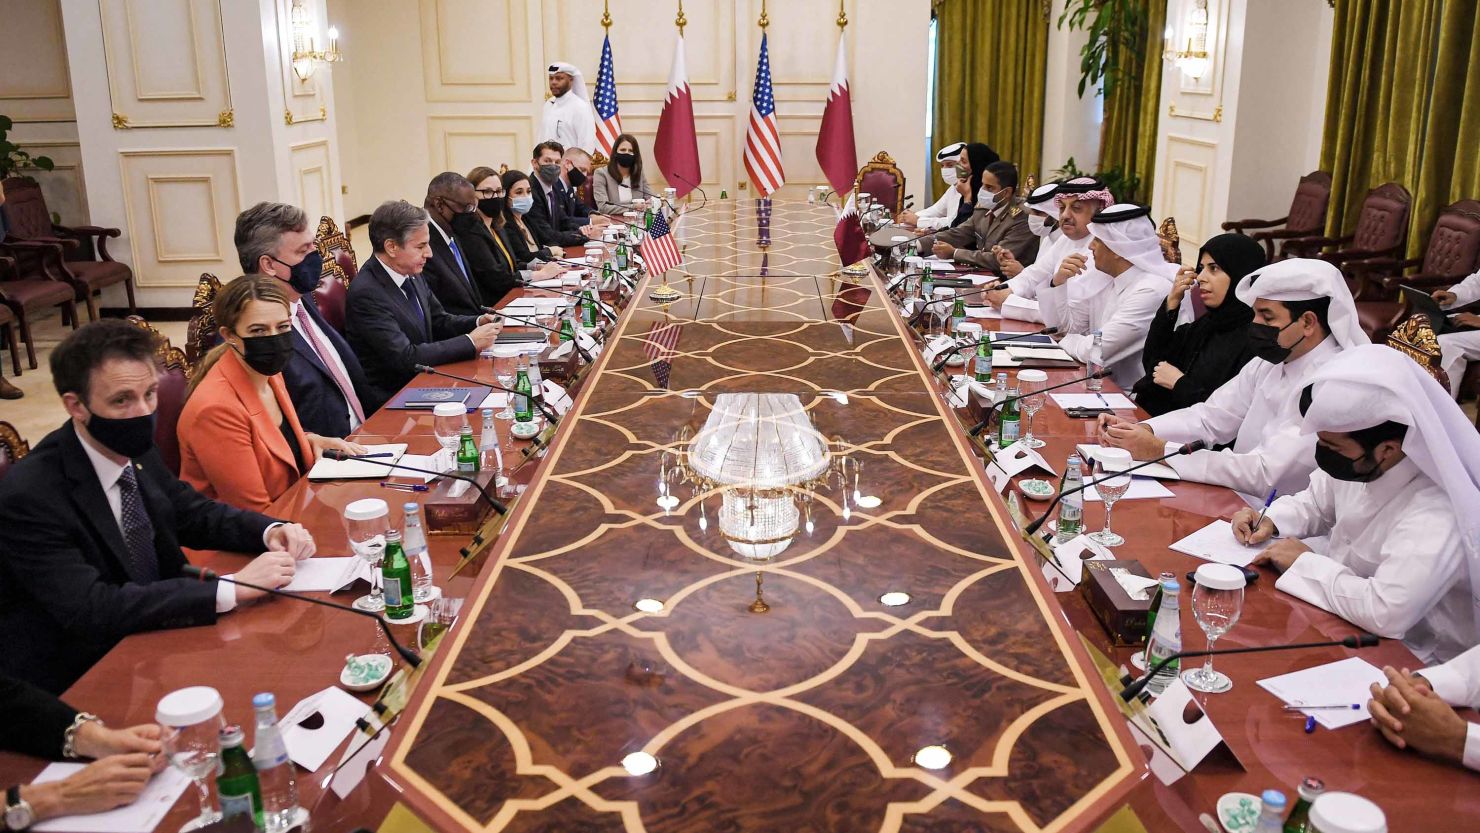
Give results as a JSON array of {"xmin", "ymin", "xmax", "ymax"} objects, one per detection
[
  {"xmin": 344, "ymin": 498, "xmax": 389, "ymax": 612},
  {"xmin": 1184, "ymin": 567, "xmax": 1245, "ymax": 693},
  {"xmin": 432, "ymin": 403, "xmax": 467, "ymax": 457},
  {"xmin": 156, "ymin": 687, "xmax": 225, "ymax": 832},
  {"xmin": 492, "ymin": 347, "xmax": 520, "ymax": 419},
  {"xmin": 419, "ymin": 596, "xmax": 464, "ymax": 651},
  {"xmin": 1089, "ymin": 458, "xmax": 1131, "ymax": 547},
  {"xmin": 1017, "ymin": 370, "xmax": 1048, "ymax": 449}
]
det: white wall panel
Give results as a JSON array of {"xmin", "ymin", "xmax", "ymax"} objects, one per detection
[
  {"xmin": 0, "ymin": 0, "xmax": 76, "ymax": 123},
  {"xmin": 119, "ymin": 149, "xmax": 241, "ymax": 287},
  {"xmin": 98, "ymin": 0, "xmax": 234, "ymax": 128}
]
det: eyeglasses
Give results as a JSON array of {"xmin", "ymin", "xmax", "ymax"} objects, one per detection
[{"xmin": 475, "ymin": 188, "xmax": 504, "ymax": 198}]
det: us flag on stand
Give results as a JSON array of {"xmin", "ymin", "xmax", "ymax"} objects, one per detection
[
  {"xmin": 593, "ymin": 35, "xmax": 622, "ymax": 157},
  {"xmin": 639, "ymin": 211, "xmax": 683, "ymax": 276},
  {"xmin": 743, "ymin": 33, "xmax": 785, "ymax": 197},
  {"xmin": 642, "ymin": 321, "xmax": 684, "ymax": 389}
]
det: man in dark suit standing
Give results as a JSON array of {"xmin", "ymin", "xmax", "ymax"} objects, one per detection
[
  {"xmin": 345, "ymin": 200, "xmax": 502, "ymax": 402},
  {"xmin": 527, "ymin": 141, "xmax": 597, "ymax": 249},
  {"xmin": 235, "ymin": 201, "xmax": 380, "ymax": 437},
  {"xmin": 0, "ymin": 321, "xmax": 312, "ymax": 693},
  {"xmin": 421, "ymin": 172, "xmax": 487, "ymax": 316}
]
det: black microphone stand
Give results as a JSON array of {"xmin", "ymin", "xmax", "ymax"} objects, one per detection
[
  {"xmin": 183, "ymin": 566, "xmax": 422, "ymax": 668},
  {"xmin": 1020, "ymin": 440, "xmax": 1209, "ymax": 536},
  {"xmin": 495, "ymin": 312, "xmax": 595, "ymax": 363},
  {"xmin": 931, "ymin": 327, "xmax": 1060, "ymax": 372},
  {"xmin": 322, "ymin": 450, "xmax": 508, "ymax": 516},
  {"xmin": 966, "ymin": 370, "xmax": 1113, "ymax": 437},
  {"xmin": 413, "ymin": 364, "xmax": 561, "ymax": 425},
  {"xmin": 907, "ymin": 285, "xmax": 999, "ymax": 327},
  {"xmin": 1119, "ymin": 634, "xmax": 1381, "ymax": 701}
]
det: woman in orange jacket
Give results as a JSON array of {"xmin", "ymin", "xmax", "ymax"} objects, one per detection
[{"xmin": 177, "ymin": 275, "xmax": 363, "ymax": 512}]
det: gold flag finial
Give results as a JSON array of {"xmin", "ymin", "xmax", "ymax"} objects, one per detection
[
  {"xmin": 759, "ymin": 0, "xmax": 769, "ymax": 30},
  {"xmin": 675, "ymin": 0, "xmax": 686, "ymax": 34},
  {"xmin": 837, "ymin": 0, "xmax": 848, "ymax": 29},
  {"xmin": 601, "ymin": 0, "xmax": 611, "ymax": 30}
]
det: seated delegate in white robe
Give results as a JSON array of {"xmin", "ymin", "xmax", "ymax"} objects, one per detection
[
  {"xmin": 1037, "ymin": 203, "xmax": 1174, "ymax": 390},
  {"xmin": 1434, "ymin": 268, "xmax": 1480, "ymax": 396},
  {"xmin": 1099, "ymin": 258, "xmax": 1368, "ymax": 503},
  {"xmin": 986, "ymin": 177, "xmax": 1113, "ymax": 324},
  {"xmin": 1369, "ymin": 645, "xmax": 1480, "ymax": 770},
  {"xmin": 1233, "ymin": 344, "xmax": 1480, "ymax": 664},
  {"xmin": 902, "ymin": 142, "xmax": 964, "ymax": 232}
]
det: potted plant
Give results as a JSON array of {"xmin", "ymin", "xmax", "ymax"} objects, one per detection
[{"xmin": 0, "ymin": 114, "xmax": 56, "ymax": 206}]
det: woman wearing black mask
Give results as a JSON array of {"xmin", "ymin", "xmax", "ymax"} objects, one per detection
[
  {"xmin": 593, "ymin": 134, "xmax": 650, "ymax": 215},
  {"xmin": 177, "ymin": 276, "xmax": 364, "ymax": 511},
  {"xmin": 949, "ymin": 142, "xmax": 999, "ymax": 229},
  {"xmin": 466, "ymin": 166, "xmax": 564, "ymax": 298},
  {"xmin": 1133, "ymin": 233, "xmax": 1267, "ymax": 416}
]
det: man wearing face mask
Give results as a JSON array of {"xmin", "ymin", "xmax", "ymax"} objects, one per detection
[
  {"xmin": 421, "ymin": 172, "xmax": 488, "ymax": 317},
  {"xmin": 526, "ymin": 141, "xmax": 598, "ymax": 249},
  {"xmin": 897, "ymin": 142, "xmax": 964, "ymax": 231},
  {"xmin": 1231, "ymin": 345, "xmax": 1479, "ymax": 663},
  {"xmin": 0, "ymin": 320, "xmax": 315, "ymax": 693},
  {"xmin": 928, "ymin": 160, "xmax": 1037, "ymax": 271},
  {"xmin": 994, "ymin": 181, "xmax": 1061, "ymax": 279},
  {"xmin": 236, "ymin": 202, "xmax": 377, "ymax": 438},
  {"xmin": 1099, "ymin": 258, "xmax": 1369, "ymax": 503},
  {"xmin": 981, "ymin": 177, "xmax": 1114, "ymax": 324}
]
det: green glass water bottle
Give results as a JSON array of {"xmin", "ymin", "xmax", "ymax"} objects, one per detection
[
  {"xmin": 920, "ymin": 264, "xmax": 935, "ymax": 299},
  {"xmin": 997, "ymin": 383, "xmax": 1021, "ymax": 447},
  {"xmin": 217, "ymin": 724, "xmax": 263, "ymax": 830},
  {"xmin": 614, "ymin": 243, "xmax": 628, "ymax": 270},
  {"xmin": 455, "ymin": 425, "xmax": 478, "ymax": 474},
  {"xmin": 950, "ymin": 295, "xmax": 967, "ymax": 334},
  {"xmin": 381, "ymin": 530, "xmax": 414, "ymax": 620},
  {"xmin": 558, "ymin": 311, "xmax": 577, "ymax": 342},
  {"xmin": 513, "ymin": 355, "xmax": 534, "ymax": 423},
  {"xmin": 974, "ymin": 337, "xmax": 993, "ymax": 383},
  {"xmin": 581, "ymin": 286, "xmax": 599, "ymax": 328}
]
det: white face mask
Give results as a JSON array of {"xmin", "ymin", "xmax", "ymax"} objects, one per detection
[
  {"xmin": 940, "ymin": 165, "xmax": 959, "ymax": 186},
  {"xmin": 1028, "ymin": 215, "xmax": 1054, "ymax": 237},
  {"xmin": 977, "ymin": 187, "xmax": 998, "ymax": 209}
]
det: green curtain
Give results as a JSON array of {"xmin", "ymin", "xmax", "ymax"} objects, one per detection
[
  {"xmin": 1321, "ymin": 0, "xmax": 1480, "ymax": 257},
  {"xmin": 932, "ymin": 0, "xmax": 1050, "ymax": 191},
  {"xmin": 1097, "ymin": 0, "xmax": 1166, "ymax": 205}
]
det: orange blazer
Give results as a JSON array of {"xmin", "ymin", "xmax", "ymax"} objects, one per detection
[{"xmin": 177, "ymin": 351, "xmax": 315, "ymax": 513}]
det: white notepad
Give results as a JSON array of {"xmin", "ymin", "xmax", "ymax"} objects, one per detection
[
  {"xmin": 306, "ymin": 443, "xmax": 409, "ymax": 481},
  {"xmin": 1168, "ymin": 519, "xmax": 1271, "ymax": 567},
  {"xmin": 1004, "ymin": 344, "xmax": 1076, "ymax": 362},
  {"xmin": 31, "ymin": 766, "xmax": 190, "ymax": 832},
  {"xmin": 1257, "ymin": 657, "xmax": 1386, "ymax": 730},
  {"xmin": 1076, "ymin": 443, "xmax": 1181, "ymax": 481},
  {"xmin": 1052, "ymin": 392, "xmax": 1136, "ymax": 410},
  {"xmin": 1084, "ymin": 477, "xmax": 1174, "ymax": 502}
]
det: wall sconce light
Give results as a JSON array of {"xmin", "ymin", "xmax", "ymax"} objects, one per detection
[
  {"xmin": 290, "ymin": 0, "xmax": 343, "ymax": 82},
  {"xmin": 1164, "ymin": 0, "xmax": 1211, "ymax": 80}
]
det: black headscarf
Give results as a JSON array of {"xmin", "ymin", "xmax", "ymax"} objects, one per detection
[
  {"xmin": 951, "ymin": 142, "xmax": 999, "ymax": 227},
  {"xmin": 1196, "ymin": 232, "xmax": 1265, "ymax": 330}
]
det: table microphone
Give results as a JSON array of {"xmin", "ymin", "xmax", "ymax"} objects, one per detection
[
  {"xmin": 181, "ymin": 565, "xmax": 422, "ymax": 669},
  {"xmin": 1020, "ymin": 440, "xmax": 1209, "ymax": 536},
  {"xmin": 519, "ymin": 284, "xmax": 618, "ymax": 323},
  {"xmin": 1119, "ymin": 634, "xmax": 1381, "ymax": 702},
  {"xmin": 321, "ymin": 449, "xmax": 508, "ymax": 516},
  {"xmin": 906, "ymin": 285, "xmax": 1000, "ymax": 326},
  {"xmin": 931, "ymin": 327, "xmax": 1059, "ymax": 372},
  {"xmin": 966, "ymin": 369, "xmax": 1113, "ymax": 436},
  {"xmin": 494, "ymin": 312, "xmax": 595, "ymax": 363},
  {"xmin": 412, "ymin": 364, "xmax": 560, "ymax": 425}
]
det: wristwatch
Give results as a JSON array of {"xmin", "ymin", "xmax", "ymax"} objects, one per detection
[{"xmin": 4, "ymin": 785, "xmax": 34, "ymax": 831}]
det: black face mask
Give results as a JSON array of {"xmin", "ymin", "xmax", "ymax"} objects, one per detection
[
  {"xmin": 234, "ymin": 331, "xmax": 295, "ymax": 376},
  {"xmin": 478, "ymin": 196, "xmax": 504, "ymax": 217},
  {"xmin": 271, "ymin": 250, "xmax": 323, "ymax": 295},
  {"xmin": 87, "ymin": 410, "xmax": 157, "ymax": 460},
  {"xmin": 566, "ymin": 168, "xmax": 587, "ymax": 189},
  {"xmin": 1314, "ymin": 443, "xmax": 1385, "ymax": 483},
  {"xmin": 613, "ymin": 152, "xmax": 637, "ymax": 168},
  {"xmin": 1248, "ymin": 319, "xmax": 1298, "ymax": 363},
  {"xmin": 449, "ymin": 210, "xmax": 482, "ymax": 235},
  {"xmin": 538, "ymin": 163, "xmax": 561, "ymax": 183}
]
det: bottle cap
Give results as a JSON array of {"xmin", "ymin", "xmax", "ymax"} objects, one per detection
[
  {"xmin": 251, "ymin": 692, "xmax": 276, "ymax": 710},
  {"xmin": 1308, "ymin": 792, "xmax": 1386, "ymax": 833},
  {"xmin": 344, "ymin": 498, "xmax": 389, "ymax": 522},
  {"xmin": 156, "ymin": 686, "xmax": 223, "ymax": 727},
  {"xmin": 1160, "ymin": 579, "xmax": 1181, "ymax": 594},
  {"xmin": 1298, "ymin": 776, "xmax": 1326, "ymax": 800},
  {"xmin": 1261, "ymin": 789, "xmax": 1287, "ymax": 810},
  {"xmin": 482, "ymin": 408, "xmax": 494, "ymax": 417},
  {"xmin": 459, "ymin": 425, "xmax": 473, "ymax": 434},
  {"xmin": 1193, "ymin": 563, "xmax": 1245, "ymax": 591},
  {"xmin": 219, "ymin": 724, "xmax": 245, "ymax": 746},
  {"xmin": 403, "ymin": 502, "xmax": 420, "ymax": 514}
]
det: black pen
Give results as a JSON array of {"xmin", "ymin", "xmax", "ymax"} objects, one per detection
[{"xmin": 379, "ymin": 482, "xmax": 429, "ymax": 492}]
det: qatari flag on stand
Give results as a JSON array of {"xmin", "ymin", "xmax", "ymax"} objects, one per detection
[
  {"xmin": 816, "ymin": 32, "xmax": 858, "ymax": 198},
  {"xmin": 654, "ymin": 34, "xmax": 702, "ymax": 198},
  {"xmin": 833, "ymin": 195, "xmax": 871, "ymax": 267}
]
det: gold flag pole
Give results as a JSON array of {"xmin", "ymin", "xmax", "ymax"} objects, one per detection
[
  {"xmin": 675, "ymin": 0, "xmax": 686, "ymax": 36},
  {"xmin": 648, "ymin": 0, "xmax": 687, "ymax": 306},
  {"xmin": 837, "ymin": 0, "xmax": 848, "ymax": 30},
  {"xmin": 759, "ymin": 0, "xmax": 769, "ymax": 30},
  {"xmin": 601, "ymin": 0, "xmax": 611, "ymax": 31}
]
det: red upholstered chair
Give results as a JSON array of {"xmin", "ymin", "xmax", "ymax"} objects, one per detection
[
  {"xmin": 853, "ymin": 151, "xmax": 906, "ymax": 214},
  {"xmin": 1223, "ymin": 171, "xmax": 1332, "ymax": 261},
  {"xmin": 314, "ymin": 275, "xmax": 347, "ymax": 335},
  {"xmin": 1283, "ymin": 183, "xmax": 1412, "ymax": 292},
  {"xmin": 314, "ymin": 216, "xmax": 358, "ymax": 286},
  {"xmin": 185, "ymin": 273, "xmax": 223, "ymax": 365},
  {"xmin": 0, "ymin": 253, "xmax": 76, "ymax": 373},
  {"xmin": 1351, "ymin": 199, "xmax": 1480, "ymax": 342},
  {"xmin": 126, "ymin": 316, "xmax": 192, "ymax": 476},
  {"xmin": 0, "ymin": 176, "xmax": 136, "ymax": 320},
  {"xmin": 0, "ymin": 420, "xmax": 31, "ymax": 485}
]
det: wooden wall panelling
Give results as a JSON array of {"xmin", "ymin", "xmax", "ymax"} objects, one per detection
[
  {"xmin": 118, "ymin": 148, "xmax": 242, "ymax": 287},
  {"xmin": 0, "ymin": 0, "xmax": 76, "ymax": 123},
  {"xmin": 98, "ymin": 0, "xmax": 234, "ymax": 128}
]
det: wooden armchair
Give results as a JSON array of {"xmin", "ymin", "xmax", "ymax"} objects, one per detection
[
  {"xmin": 0, "ymin": 420, "xmax": 31, "ymax": 484},
  {"xmin": 1223, "ymin": 171, "xmax": 1332, "ymax": 261},
  {"xmin": 854, "ymin": 151, "xmax": 906, "ymax": 215},
  {"xmin": 1282, "ymin": 182, "xmax": 1412, "ymax": 285},
  {"xmin": 0, "ymin": 301, "xmax": 18, "ymax": 379},
  {"xmin": 1385, "ymin": 314, "xmax": 1451, "ymax": 393},
  {"xmin": 126, "ymin": 315, "xmax": 192, "ymax": 476},
  {"xmin": 0, "ymin": 253, "xmax": 76, "ymax": 373},
  {"xmin": 1348, "ymin": 199, "xmax": 1480, "ymax": 342},
  {"xmin": 0, "ymin": 176, "xmax": 136, "ymax": 320},
  {"xmin": 313, "ymin": 216, "xmax": 355, "ymax": 334},
  {"xmin": 1157, "ymin": 217, "xmax": 1182, "ymax": 265},
  {"xmin": 185, "ymin": 273, "xmax": 223, "ymax": 365}
]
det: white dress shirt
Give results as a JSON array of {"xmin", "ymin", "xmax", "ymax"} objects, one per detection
[
  {"xmin": 1000, "ymin": 233, "xmax": 1094, "ymax": 323},
  {"xmin": 1144, "ymin": 336, "xmax": 1341, "ymax": 503},
  {"xmin": 77, "ymin": 431, "xmax": 239, "ymax": 612},
  {"xmin": 1037, "ymin": 263, "xmax": 1170, "ymax": 389},
  {"xmin": 915, "ymin": 187, "xmax": 963, "ymax": 231},
  {"xmin": 291, "ymin": 300, "xmax": 360, "ymax": 432},
  {"xmin": 1419, "ymin": 644, "xmax": 1480, "ymax": 770},
  {"xmin": 1267, "ymin": 458, "xmax": 1475, "ymax": 664},
  {"xmin": 539, "ymin": 93, "xmax": 597, "ymax": 153}
]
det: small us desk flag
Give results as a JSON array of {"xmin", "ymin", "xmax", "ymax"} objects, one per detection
[
  {"xmin": 594, "ymin": 35, "xmax": 622, "ymax": 157},
  {"xmin": 639, "ymin": 211, "xmax": 683, "ymax": 276}
]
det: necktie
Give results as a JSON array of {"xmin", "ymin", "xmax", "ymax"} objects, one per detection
[
  {"xmin": 295, "ymin": 304, "xmax": 366, "ymax": 424},
  {"xmin": 116, "ymin": 465, "xmax": 159, "ymax": 583},
  {"xmin": 402, "ymin": 278, "xmax": 427, "ymax": 334},
  {"xmin": 447, "ymin": 237, "xmax": 475, "ymax": 294}
]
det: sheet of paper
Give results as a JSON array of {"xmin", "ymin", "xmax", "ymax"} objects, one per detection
[
  {"xmin": 1004, "ymin": 344, "xmax": 1076, "ymax": 362},
  {"xmin": 399, "ymin": 449, "xmax": 452, "ymax": 483},
  {"xmin": 963, "ymin": 273, "xmax": 996, "ymax": 286},
  {"xmin": 987, "ymin": 441, "xmax": 1057, "ymax": 478},
  {"xmin": 279, "ymin": 686, "xmax": 374, "ymax": 772},
  {"xmin": 1169, "ymin": 519, "xmax": 1271, "ymax": 568},
  {"xmin": 1146, "ymin": 678, "xmax": 1231, "ymax": 773},
  {"xmin": 329, "ymin": 728, "xmax": 392, "ymax": 799},
  {"xmin": 306, "ymin": 443, "xmax": 409, "ymax": 481},
  {"xmin": 282, "ymin": 557, "xmax": 361, "ymax": 593},
  {"xmin": 32, "ymin": 765, "xmax": 190, "ymax": 833},
  {"xmin": 542, "ymin": 381, "xmax": 574, "ymax": 416},
  {"xmin": 1043, "ymin": 534, "xmax": 1114, "ymax": 589},
  {"xmin": 477, "ymin": 391, "xmax": 510, "ymax": 410},
  {"xmin": 1051, "ymin": 392, "xmax": 1136, "ymax": 410},
  {"xmin": 1085, "ymin": 476, "xmax": 1175, "ymax": 502},
  {"xmin": 965, "ymin": 304, "xmax": 1002, "ymax": 319},
  {"xmin": 528, "ymin": 277, "xmax": 564, "ymax": 288},
  {"xmin": 1257, "ymin": 657, "xmax": 1386, "ymax": 730},
  {"xmin": 1077, "ymin": 443, "xmax": 1181, "ymax": 481}
]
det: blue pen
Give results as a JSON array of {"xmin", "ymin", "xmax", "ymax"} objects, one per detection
[
  {"xmin": 379, "ymin": 481, "xmax": 429, "ymax": 492},
  {"xmin": 1250, "ymin": 488, "xmax": 1277, "ymax": 538},
  {"xmin": 359, "ymin": 452, "xmax": 397, "ymax": 459}
]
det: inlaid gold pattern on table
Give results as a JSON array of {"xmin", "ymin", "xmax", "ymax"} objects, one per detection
[{"xmin": 386, "ymin": 202, "xmax": 1142, "ymax": 832}]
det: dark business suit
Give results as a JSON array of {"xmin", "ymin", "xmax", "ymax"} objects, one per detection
[
  {"xmin": 0, "ymin": 674, "xmax": 79, "ymax": 758},
  {"xmin": 501, "ymin": 221, "xmax": 551, "ymax": 269},
  {"xmin": 423, "ymin": 223, "xmax": 484, "ymax": 317},
  {"xmin": 345, "ymin": 257, "xmax": 482, "ymax": 402},
  {"xmin": 460, "ymin": 221, "xmax": 521, "ymax": 305},
  {"xmin": 527, "ymin": 175, "xmax": 588, "ymax": 247},
  {"xmin": 282, "ymin": 294, "xmax": 380, "ymax": 438},
  {"xmin": 0, "ymin": 422, "xmax": 278, "ymax": 693}
]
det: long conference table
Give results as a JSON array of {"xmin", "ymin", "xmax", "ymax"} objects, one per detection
[{"xmin": 1, "ymin": 201, "xmax": 1472, "ymax": 832}]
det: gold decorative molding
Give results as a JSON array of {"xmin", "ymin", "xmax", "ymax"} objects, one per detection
[
  {"xmin": 1168, "ymin": 103, "xmax": 1223, "ymax": 123},
  {"xmin": 837, "ymin": 0, "xmax": 848, "ymax": 29},
  {"xmin": 112, "ymin": 112, "xmax": 130, "ymax": 129},
  {"xmin": 319, "ymin": 104, "xmax": 327, "ymax": 119},
  {"xmin": 727, "ymin": 90, "xmax": 736, "ymax": 102},
  {"xmin": 217, "ymin": 109, "xmax": 234, "ymax": 127},
  {"xmin": 284, "ymin": 108, "xmax": 295, "ymax": 126},
  {"xmin": 675, "ymin": 0, "xmax": 687, "ymax": 35}
]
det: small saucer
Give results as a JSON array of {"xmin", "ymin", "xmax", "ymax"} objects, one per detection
[
  {"xmin": 340, "ymin": 654, "xmax": 393, "ymax": 692},
  {"xmin": 382, "ymin": 603, "xmax": 427, "ymax": 625},
  {"xmin": 510, "ymin": 420, "xmax": 543, "ymax": 440},
  {"xmin": 1216, "ymin": 792, "xmax": 1261, "ymax": 833},
  {"xmin": 1019, "ymin": 479, "xmax": 1055, "ymax": 501}
]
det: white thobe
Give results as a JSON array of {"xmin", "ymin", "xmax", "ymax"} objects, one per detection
[
  {"xmin": 1267, "ymin": 459, "xmax": 1475, "ymax": 665},
  {"xmin": 539, "ymin": 93, "xmax": 596, "ymax": 153},
  {"xmin": 1144, "ymin": 337, "xmax": 1341, "ymax": 502},
  {"xmin": 915, "ymin": 187, "xmax": 963, "ymax": 231},
  {"xmin": 1000, "ymin": 233, "xmax": 1094, "ymax": 324},
  {"xmin": 1038, "ymin": 264, "xmax": 1169, "ymax": 390},
  {"xmin": 1419, "ymin": 644, "xmax": 1480, "ymax": 770},
  {"xmin": 1438, "ymin": 268, "xmax": 1480, "ymax": 396}
]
